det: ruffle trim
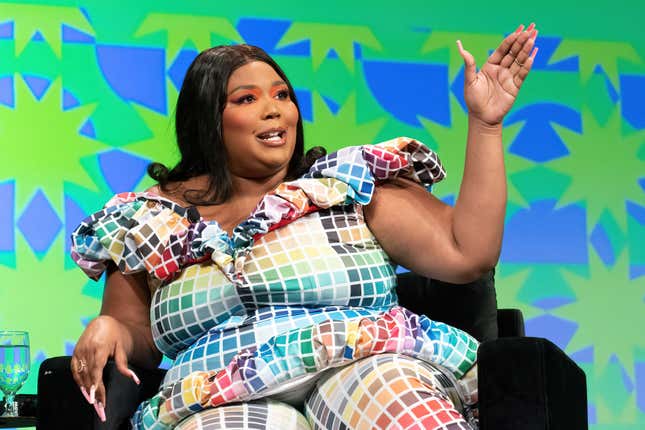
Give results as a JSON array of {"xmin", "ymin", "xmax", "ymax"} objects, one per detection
[{"xmin": 71, "ymin": 137, "xmax": 445, "ymax": 282}]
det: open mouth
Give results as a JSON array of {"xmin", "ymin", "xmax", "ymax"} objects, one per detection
[{"xmin": 256, "ymin": 129, "xmax": 286, "ymax": 145}]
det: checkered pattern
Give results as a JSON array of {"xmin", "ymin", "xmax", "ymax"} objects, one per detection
[
  {"xmin": 70, "ymin": 138, "xmax": 477, "ymax": 430},
  {"xmin": 174, "ymin": 399, "xmax": 311, "ymax": 429},
  {"xmin": 306, "ymin": 353, "xmax": 476, "ymax": 429}
]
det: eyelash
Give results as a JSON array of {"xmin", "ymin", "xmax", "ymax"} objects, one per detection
[{"xmin": 234, "ymin": 90, "xmax": 290, "ymax": 104}]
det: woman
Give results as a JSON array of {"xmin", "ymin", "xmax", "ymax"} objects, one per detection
[{"xmin": 70, "ymin": 23, "xmax": 538, "ymax": 429}]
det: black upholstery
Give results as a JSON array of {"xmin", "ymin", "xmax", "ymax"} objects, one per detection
[{"xmin": 36, "ymin": 271, "xmax": 587, "ymax": 429}]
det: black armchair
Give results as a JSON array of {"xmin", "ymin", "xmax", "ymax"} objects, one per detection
[{"xmin": 37, "ymin": 270, "xmax": 588, "ymax": 429}]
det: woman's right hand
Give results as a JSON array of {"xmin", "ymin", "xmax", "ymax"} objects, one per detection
[{"xmin": 71, "ymin": 315, "xmax": 140, "ymax": 422}]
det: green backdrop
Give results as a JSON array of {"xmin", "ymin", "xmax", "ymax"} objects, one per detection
[{"xmin": 0, "ymin": 1, "xmax": 643, "ymax": 428}]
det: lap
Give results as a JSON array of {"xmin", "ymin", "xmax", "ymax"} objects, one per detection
[
  {"xmin": 305, "ymin": 353, "xmax": 475, "ymax": 430},
  {"xmin": 173, "ymin": 354, "xmax": 476, "ymax": 430},
  {"xmin": 174, "ymin": 399, "xmax": 311, "ymax": 430}
]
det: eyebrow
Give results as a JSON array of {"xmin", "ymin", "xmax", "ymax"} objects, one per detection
[{"xmin": 229, "ymin": 80, "xmax": 287, "ymax": 95}]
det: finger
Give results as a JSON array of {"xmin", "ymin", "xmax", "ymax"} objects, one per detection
[
  {"xmin": 456, "ymin": 40, "xmax": 477, "ymax": 86},
  {"xmin": 487, "ymin": 24, "xmax": 525, "ymax": 65},
  {"xmin": 87, "ymin": 348, "xmax": 108, "ymax": 405},
  {"xmin": 509, "ymin": 33, "xmax": 537, "ymax": 75},
  {"xmin": 72, "ymin": 354, "xmax": 94, "ymax": 403},
  {"xmin": 513, "ymin": 47, "xmax": 538, "ymax": 88},
  {"xmin": 70, "ymin": 356, "xmax": 92, "ymax": 404},
  {"xmin": 114, "ymin": 343, "xmax": 140, "ymax": 385},
  {"xmin": 93, "ymin": 401, "xmax": 107, "ymax": 423},
  {"xmin": 500, "ymin": 26, "xmax": 534, "ymax": 68}
]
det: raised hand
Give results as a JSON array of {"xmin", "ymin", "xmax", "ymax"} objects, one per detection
[
  {"xmin": 71, "ymin": 315, "xmax": 140, "ymax": 423},
  {"xmin": 457, "ymin": 23, "xmax": 538, "ymax": 126}
]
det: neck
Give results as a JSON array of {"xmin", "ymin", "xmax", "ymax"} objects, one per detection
[{"xmin": 229, "ymin": 168, "xmax": 288, "ymax": 201}]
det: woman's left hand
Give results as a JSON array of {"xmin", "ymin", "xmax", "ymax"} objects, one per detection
[{"xmin": 457, "ymin": 23, "xmax": 538, "ymax": 126}]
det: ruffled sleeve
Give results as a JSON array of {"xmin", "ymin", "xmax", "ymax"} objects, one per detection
[{"xmin": 70, "ymin": 192, "xmax": 230, "ymax": 283}]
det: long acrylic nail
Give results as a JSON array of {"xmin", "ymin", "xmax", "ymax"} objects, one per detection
[
  {"xmin": 97, "ymin": 401, "xmax": 107, "ymax": 423},
  {"xmin": 515, "ymin": 24, "xmax": 524, "ymax": 33},
  {"xmin": 129, "ymin": 369, "xmax": 141, "ymax": 385},
  {"xmin": 89, "ymin": 384, "xmax": 96, "ymax": 404},
  {"xmin": 93, "ymin": 402, "xmax": 106, "ymax": 422},
  {"xmin": 80, "ymin": 386, "xmax": 93, "ymax": 404}
]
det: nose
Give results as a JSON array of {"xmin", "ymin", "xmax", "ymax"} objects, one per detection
[{"xmin": 262, "ymin": 97, "xmax": 281, "ymax": 119}]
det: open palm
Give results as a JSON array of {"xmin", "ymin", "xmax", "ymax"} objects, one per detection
[{"xmin": 458, "ymin": 23, "xmax": 538, "ymax": 126}]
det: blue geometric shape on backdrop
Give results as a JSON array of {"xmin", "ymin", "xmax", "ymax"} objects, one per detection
[
  {"xmin": 631, "ymin": 265, "xmax": 645, "ymax": 279},
  {"xmin": 593, "ymin": 65, "xmax": 619, "ymax": 104},
  {"xmin": 294, "ymin": 89, "xmax": 312, "ymax": 122},
  {"xmin": 0, "ymin": 76, "xmax": 14, "ymax": 107},
  {"xmin": 23, "ymin": 75, "xmax": 51, "ymax": 100},
  {"xmin": 610, "ymin": 355, "xmax": 634, "ymax": 393},
  {"xmin": 65, "ymin": 342, "xmax": 76, "ymax": 356},
  {"xmin": 97, "ymin": 150, "xmax": 150, "ymax": 194},
  {"xmin": 79, "ymin": 119, "xmax": 96, "ymax": 138},
  {"xmin": 570, "ymin": 345, "xmax": 593, "ymax": 363},
  {"xmin": 17, "ymin": 190, "xmax": 62, "ymax": 255},
  {"xmin": 0, "ymin": 181, "xmax": 15, "ymax": 252},
  {"xmin": 363, "ymin": 60, "xmax": 449, "ymax": 127},
  {"xmin": 588, "ymin": 404, "xmax": 597, "ymax": 425},
  {"xmin": 636, "ymin": 360, "xmax": 645, "ymax": 413},
  {"xmin": 640, "ymin": 178, "xmax": 645, "ymax": 192},
  {"xmin": 168, "ymin": 49, "xmax": 198, "ymax": 91},
  {"xmin": 326, "ymin": 48, "xmax": 339, "ymax": 59},
  {"xmin": 627, "ymin": 201, "xmax": 645, "ymax": 225},
  {"xmin": 61, "ymin": 24, "xmax": 95, "ymax": 43},
  {"xmin": 322, "ymin": 95, "xmax": 340, "ymax": 115},
  {"xmin": 621, "ymin": 74, "xmax": 645, "ymax": 129},
  {"xmin": 590, "ymin": 222, "xmax": 615, "ymax": 266},
  {"xmin": 96, "ymin": 45, "xmax": 166, "ymax": 113},
  {"xmin": 64, "ymin": 196, "xmax": 88, "ymax": 258},
  {"xmin": 501, "ymin": 199, "xmax": 587, "ymax": 264},
  {"xmin": 0, "ymin": 22, "xmax": 13, "ymax": 39},
  {"xmin": 79, "ymin": 7, "xmax": 92, "ymax": 24},
  {"xmin": 533, "ymin": 296, "xmax": 575, "ymax": 311},
  {"xmin": 450, "ymin": 66, "xmax": 468, "ymax": 112},
  {"xmin": 441, "ymin": 195, "xmax": 456, "ymax": 206},
  {"xmin": 525, "ymin": 313, "xmax": 578, "ymax": 351},
  {"xmin": 505, "ymin": 103, "xmax": 581, "ymax": 162},
  {"xmin": 31, "ymin": 31, "xmax": 44, "ymax": 42},
  {"xmin": 353, "ymin": 42, "xmax": 362, "ymax": 60},
  {"xmin": 62, "ymin": 89, "xmax": 80, "ymax": 110},
  {"xmin": 530, "ymin": 36, "xmax": 578, "ymax": 71},
  {"xmin": 236, "ymin": 18, "xmax": 309, "ymax": 56}
]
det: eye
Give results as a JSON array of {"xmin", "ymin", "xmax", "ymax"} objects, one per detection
[
  {"xmin": 234, "ymin": 94, "xmax": 255, "ymax": 104},
  {"xmin": 276, "ymin": 89, "xmax": 290, "ymax": 100}
]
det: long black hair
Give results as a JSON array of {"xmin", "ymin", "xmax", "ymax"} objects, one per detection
[{"xmin": 148, "ymin": 44, "xmax": 324, "ymax": 205}]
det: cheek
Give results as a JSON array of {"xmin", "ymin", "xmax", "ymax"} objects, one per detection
[
  {"xmin": 222, "ymin": 109, "xmax": 252, "ymax": 133},
  {"xmin": 286, "ymin": 103, "xmax": 300, "ymax": 126}
]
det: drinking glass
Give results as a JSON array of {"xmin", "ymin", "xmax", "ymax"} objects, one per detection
[{"xmin": 0, "ymin": 331, "xmax": 30, "ymax": 417}]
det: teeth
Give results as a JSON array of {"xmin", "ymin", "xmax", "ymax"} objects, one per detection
[{"xmin": 258, "ymin": 131, "xmax": 283, "ymax": 140}]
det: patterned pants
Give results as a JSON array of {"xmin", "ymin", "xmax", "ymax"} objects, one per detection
[{"xmin": 175, "ymin": 354, "xmax": 476, "ymax": 430}]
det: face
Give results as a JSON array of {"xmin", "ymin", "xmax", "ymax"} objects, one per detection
[{"xmin": 221, "ymin": 61, "xmax": 299, "ymax": 179}]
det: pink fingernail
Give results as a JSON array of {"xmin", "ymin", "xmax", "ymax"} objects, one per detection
[
  {"xmin": 89, "ymin": 384, "xmax": 96, "ymax": 404},
  {"xmin": 515, "ymin": 24, "xmax": 524, "ymax": 33},
  {"xmin": 80, "ymin": 386, "xmax": 92, "ymax": 404},
  {"xmin": 129, "ymin": 370, "xmax": 141, "ymax": 385},
  {"xmin": 93, "ymin": 402, "xmax": 107, "ymax": 422}
]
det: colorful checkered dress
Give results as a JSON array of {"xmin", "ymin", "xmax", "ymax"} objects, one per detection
[{"xmin": 71, "ymin": 137, "xmax": 479, "ymax": 429}]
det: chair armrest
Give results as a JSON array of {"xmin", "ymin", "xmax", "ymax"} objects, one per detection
[
  {"xmin": 477, "ymin": 337, "xmax": 588, "ymax": 430},
  {"xmin": 37, "ymin": 356, "xmax": 166, "ymax": 430},
  {"xmin": 497, "ymin": 308, "xmax": 525, "ymax": 337}
]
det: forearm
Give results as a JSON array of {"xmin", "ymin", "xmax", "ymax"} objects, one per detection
[{"xmin": 452, "ymin": 115, "xmax": 506, "ymax": 276}]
